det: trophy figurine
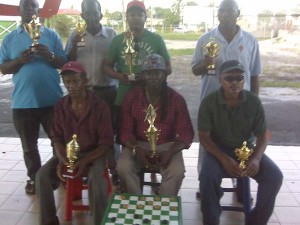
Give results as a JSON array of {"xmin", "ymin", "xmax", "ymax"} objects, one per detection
[
  {"xmin": 144, "ymin": 104, "xmax": 160, "ymax": 170},
  {"xmin": 24, "ymin": 14, "xmax": 41, "ymax": 53},
  {"xmin": 63, "ymin": 134, "xmax": 80, "ymax": 178},
  {"xmin": 235, "ymin": 141, "xmax": 254, "ymax": 170},
  {"xmin": 75, "ymin": 21, "xmax": 87, "ymax": 47},
  {"xmin": 123, "ymin": 30, "xmax": 137, "ymax": 80},
  {"xmin": 203, "ymin": 37, "xmax": 219, "ymax": 75}
]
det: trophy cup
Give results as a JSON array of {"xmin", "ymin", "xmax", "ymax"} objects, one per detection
[
  {"xmin": 63, "ymin": 134, "xmax": 80, "ymax": 178},
  {"xmin": 123, "ymin": 30, "xmax": 137, "ymax": 81},
  {"xmin": 203, "ymin": 37, "xmax": 220, "ymax": 75},
  {"xmin": 235, "ymin": 141, "xmax": 254, "ymax": 169},
  {"xmin": 24, "ymin": 15, "xmax": 41, "ymax": 53},
  {"xmin": 144, "ymin": 104, "xmax": 160, "ymax": 170},
  {"xmin": 75, "ymin": 21, "xmax": 87, "ymax": 47}
]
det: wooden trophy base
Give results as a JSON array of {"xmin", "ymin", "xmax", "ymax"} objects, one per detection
[{"xmin": 146, "ymin": 154, "xmax": 160, "ymax": 171}]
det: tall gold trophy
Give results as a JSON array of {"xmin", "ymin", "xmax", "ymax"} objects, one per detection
[
  {"xmin": 63, "ymin": 134, "xmax": 80, "ymax": 178},
  {"xmin": 144, "ymin": 104, "xmax": 160, "ymax": 170},
  {"xmin": 24, "ymin": 15, "xmax": 41, "ymax": 53},
  {"xmin": 203, "ymin": 37, "xmax": 219, "ymax": 75},
  {"xmin": 123, "ymin": 30, "xmax": 137, "ymax": 81},
  {"xmin": 75, "ymin": 21, "xmax": 87, "ymax": 47},
  {"xmin": 235, "ymin": 141, "xmax": 254, "ymax": 169}
]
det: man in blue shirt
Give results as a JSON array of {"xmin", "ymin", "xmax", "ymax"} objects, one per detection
[{"xmin": 0, "ymin": 0, "xmax": 66, "ymax": 195}]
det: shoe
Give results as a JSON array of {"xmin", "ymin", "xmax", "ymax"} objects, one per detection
[{"xmin": 25, "ymin": 180, "xmax": 36, "ymax": 195}]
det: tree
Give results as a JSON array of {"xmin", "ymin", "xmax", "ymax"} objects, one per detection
[
  {"xmin": 49, "ymin": 14, "xmax": 78, "ymax": 38},
  {"xmin": 163, "ymin": 0, "xmax": 182, "ymax": 27}
]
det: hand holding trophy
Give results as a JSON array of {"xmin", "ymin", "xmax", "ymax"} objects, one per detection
[
  {"xmin": 63, "ymin": 134, "xmax": 80, "ymax": 178},
  {"xmin": 24, "ymin": 14, "xmax": 41, "ymax": 53},
  {"xmin": 144, "ymin": 104, "xmax": 160, "ymax": 170},
  {"xmin": 75, "ymin": 20, "xmax": 87, "ymax": 47},
  {"xmin": 203, "ymin": 37, "xmax": 220, "ymax": 75},
  {"xmin": 235, "ymin": 141, "xmax": 254, "ymax": 170},
  {"xmin": 123, "ymin": 30, "xmax": 137, "ymax": 81}
]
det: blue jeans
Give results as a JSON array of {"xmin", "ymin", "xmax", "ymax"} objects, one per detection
[
  {"xmin": 200, "ymin": 150, "xmax": 283, "ymax": 225},
  {"xmin": 13, "ymin": 107, "xmax": 54, "ymax": 180}
]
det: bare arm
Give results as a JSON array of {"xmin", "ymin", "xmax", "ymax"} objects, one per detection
[
  {"xmin": 165, "ymin": 60, "xmax": 172, "ymax": 75},
  {"xmin": 103, "ymin": 59, "xmax": 129, "ymax": 84},
  {"xmin": 192, "ymin": 56, "xmax": 213, "ymax": 76},
  {"xmin": 250, "ymin": 76, "xmax": 260, "ymax": 95},
  {"xmin": 0, "ymin": 49, "xmax": 31, "ymax": 74}
]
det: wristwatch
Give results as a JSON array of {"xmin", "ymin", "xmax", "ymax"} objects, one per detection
[{"xmin": 48, "ymin": 52, "xmax": 55, "ymax": 62}]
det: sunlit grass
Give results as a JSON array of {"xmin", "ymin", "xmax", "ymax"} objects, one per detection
[{"xmin": 168, "ymin": 48, "xmax": 195, "ymax": 56}]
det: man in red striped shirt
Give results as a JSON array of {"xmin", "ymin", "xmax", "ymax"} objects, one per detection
[{"xmin": 117, "ymin": 54, "xmax": 194, "ymax": 196}]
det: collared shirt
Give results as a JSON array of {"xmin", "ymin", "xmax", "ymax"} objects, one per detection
[
  {"xmin": 0, "ymin": 25, "xmax": 66, "ymax": 108},
  {"xmin": 120, "ymin": 86, "xmax": 194, "ymax": 147},
  {"xmin": 105, "ymin": 30, "xmax": 170, "ymax": 106},
  {"xmin": 65, "ymin": 26, "xmax": 117, "ymax": 87},
  {"xmin": 191, "ymin": 26, "xmax": 262, "ymax": 102},
  {"xmin": 198, "ymin": 88, "xmax": 266, "ymax": 149},
  {"xmin": 52, "ymin": 92, "xmax": 114, "ymax": 152}
]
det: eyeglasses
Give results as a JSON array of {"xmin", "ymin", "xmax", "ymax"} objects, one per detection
[{"xmin": 222, "ymin": 74, "xmax": 245, "ymax": 82}]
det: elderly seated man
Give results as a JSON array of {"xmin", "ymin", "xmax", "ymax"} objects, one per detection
[
  {"xmin": 198, "ymin": 60, "xmax": 283, "ymax": 225},
  {"xmin": 117, "ymin": 54, "xmax": 194, "ymax": 196},
  {"xmin": 36, "ymin": 61, "xmax": 114, "ymax": 225}
]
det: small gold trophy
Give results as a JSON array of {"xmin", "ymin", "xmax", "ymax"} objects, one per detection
[
  {"xmin": 63, "ymin": 134, "xmax": 80, "ymax": 178},
  {"xmin": 123, "ymin": 30, "xmax": 137, "ymax": 80},
  {"xmin": 24, "ymin": 15, "xmax": 41, "ymax": 53},
  {"xmin": 235, "ymin": 141, "xmax": 254, "ymax": 170},
  {"xmin": 144, "ymin": 104, "xmax": 160, "ymax": 170},
  {"xmin": 203, "ymin": 37, "xmax": 220, "ymax": 75},
  {"xmin": 75, "ymin": 21, "xmax": 87, "ymax": 47}
]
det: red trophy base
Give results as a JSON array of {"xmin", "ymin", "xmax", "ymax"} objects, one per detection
[
  {"xmin": 62, "ymin": 166, "xmax": 77, "ymax": 179},
  {"xmin": 146, "ymin": 154, "xmax": 160, "ymax": 171}
]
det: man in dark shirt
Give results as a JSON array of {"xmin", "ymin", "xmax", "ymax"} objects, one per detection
[
  {"xmin": 117, "ymin": 54, "xmax": 194, "ymax": 196},
  {"xmin": 36, "ymin": 61, "xmax": 114, "ymax": 225}
]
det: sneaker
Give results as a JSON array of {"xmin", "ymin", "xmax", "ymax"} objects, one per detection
[{"xmin": 25, "ymin": 180, "xmax": 36, "ymax": 195}]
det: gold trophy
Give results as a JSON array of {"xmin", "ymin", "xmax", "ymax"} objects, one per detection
[
  {"xmin": 123, "ymin": 30, "xmax": 137, "ymax": 81},
  {"xmin": 75, "ymin": 21, "xmax": 87, "ymax": 47},
  {"xmin": 63, "ymin": 134, "xmax": 80, "ymax": 178},
  {"xmin": 235, "ymin": 141, "xmax": 254, "ymax": 169},
  {"xmin": 203, "ymin": 37, "xmax": 220, "ymax": 75},
  {"xmin": 144, "ymin": 104, "xmax": 160, "ymax": 170},
  {"xmin": 24, "ymin": 15, "xmax": 41, "ymax": 53}
]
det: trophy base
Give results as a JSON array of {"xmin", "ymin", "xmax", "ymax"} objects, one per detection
[
  {"xmin": 30, "ymin": 45, "xmax": 38, "ymax": 54},
  {"xmin": 146, "ymin": 154, "xmax": 160, "ymax": 171},
  {"xmin": 62, "ymin": 167, "xmax": 77, "ymax": 179},
  {"xmin": 77, "ymin": 42, "xmax": 85, "ymax": 47},
  {"xmin": 127, "ymin": 73, "xmax": 136, "ymax": 81},
  {"xmin": 207, "ymin": 69, "xmax": 216, "ymax": 75}
]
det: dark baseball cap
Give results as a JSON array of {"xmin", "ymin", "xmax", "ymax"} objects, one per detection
[
  {"xmin": 126, "ymin": 0, "xmax": 146, "ymax": 14},
  {"xmin": 219, "ymin": 60, "xmax": 245, "ymax": 74},
  {"xmin": 141, "ymin": 54, "xmax": 166, "ymax": 72},
  {"xmin": 60, "ymin": 61, "xmax": 86, "ymax": 75}
]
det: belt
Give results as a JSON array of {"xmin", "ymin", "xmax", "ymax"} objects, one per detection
[{"xmin": 87, "ymin": 85, "xmax": 116, "ymax": 91}]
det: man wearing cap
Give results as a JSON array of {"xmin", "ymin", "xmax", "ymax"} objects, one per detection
[
  {"xmin": 104, "ymin": 0, "xmax": 172, "ymax": 140},
  {"xmin": 36, "ymin": 61, "xmax": 114, "ymax": 225},
  {"xmin": 198, "ymin": 60, "xmax": 282, "ymax": 225},
  {"xmin": 116, "ymin": 54, "xmax": 194, "ymax": 196},
  {"xmin": 0, "ymin": 0, "xmax": 66, "ymax": 195}
]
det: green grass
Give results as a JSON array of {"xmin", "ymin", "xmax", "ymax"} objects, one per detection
[
  {"xmin": 168, "ymin": 48, "xmax": 195, "ymax": 56},
  {"xmin": 160, "ymin": 32, "xmax": 201, "ymax": 41},
  {"xmin": 261, "ymin": 81, "xmax": 300, "ymax": 88}
]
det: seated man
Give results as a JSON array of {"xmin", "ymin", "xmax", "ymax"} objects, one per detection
[
  {"xmin": 198, "ymin": 60, "xmax": 283, "ymax": 225},
  {"xmin": 117, "ymin": 54, "xmax": 194, "ymax": 196},
  {"xmin": 36, "ymin": 61, "xmax": 114, "ymax": 225}
]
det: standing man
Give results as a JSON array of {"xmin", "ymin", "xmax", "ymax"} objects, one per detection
[
  {"xmin": 191, "ymin": 0, "xmax": 261, "ymax": 197},
  {"xmin": 104, "ymin": 0, "xmax": 172, "ymax": 138},
  {"xmin": 36, "ymin": 61, "xmax": 114, "ymax": 225},
  {"xmin": 117, "ymin": 54, "xmax": 194, "ymax": 196},
  {"xmin": 198, "ymin": 60, "xmax": 282, "ymax": 225},
  {"xmin": 0, "ymin": 0, "xmax": 66, "ymax": 195},
  {"xmin": 65, "ymin": 0, "xmax": 118, "ymax": 183}
]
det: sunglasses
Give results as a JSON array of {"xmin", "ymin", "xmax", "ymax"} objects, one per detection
[{"xmin": 222, "ymin": 74, "xmax": 245, "ymax": 82}]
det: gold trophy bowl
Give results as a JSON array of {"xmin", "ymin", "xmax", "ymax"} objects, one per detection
[
  {"xmin": 24, "ymin": 14, "xmax": 41, "ymax": 53},
  {"xmin": 144, "ymin": 104, "xmax": 160, "ymax": 170},
  {"xmin": 63, "ymin": 134, "xmax": 80, "ymax": 178},
  {"xmin": 235, "ymin": 141, "xmax": 254, "ymax": 170},
  {"xmin": 75, "ymin": 21, "xmax": 87, "ymax": 47},
  {"xmin": 123, "ymin": 30, "xmax": 136, "ymax": 81},
  {"xmin": 203, "ymin": 37, "xmax": 220, "ymax": 75}
]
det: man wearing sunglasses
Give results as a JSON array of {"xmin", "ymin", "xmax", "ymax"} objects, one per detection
[{"xmin": 198, "ymin": 60, "xmax": 282, "ymax": 225}]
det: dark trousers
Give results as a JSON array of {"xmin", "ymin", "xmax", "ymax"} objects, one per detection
[
  {"xmin": 13, "ymin": 107, "xmax": 54, "ymax": 180},
  {"xmin": 200, "ymin": 151, "xmax": 283, "ymax": 225}
]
